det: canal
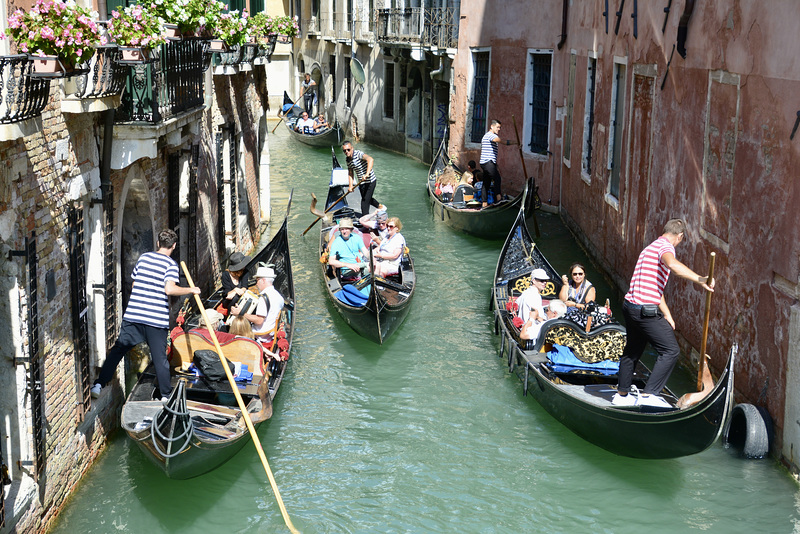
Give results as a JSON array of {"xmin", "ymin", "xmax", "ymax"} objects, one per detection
[{"xmin": 50, "ymin": 132, "xmax": 800, "ymax": 533}]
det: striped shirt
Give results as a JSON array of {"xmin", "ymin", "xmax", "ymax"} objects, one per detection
[
  {"xmin": 479, "ymin": 130, "xmax": 499, "ymax": 164},
  {"xmin": 123, "ymin": 251, "xmax": 179, "ymax": 328},
  {"xmin": 625, "ymin": 236, "xmax": 675, "ymax": 305},
  {"xmin": 347, "ymin": 150, "xmax": 376, "ymax": 183}
]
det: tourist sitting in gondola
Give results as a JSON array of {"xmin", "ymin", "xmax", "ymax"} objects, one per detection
[
  {"xmin": 520, "ymin": 299, "xmax": 567, "ymax": 341},
  {"xmin": 373, "ymin": 217, "xmax": 406, "ymax": 278},
  {"xmin": 294, "ymin": 111, "xmax": 316, "ymax": 133},
  {"xmin": 453, "ymin": 169, "xmax": 475, "ymax": 204},
  {"xmin": 313, "ymin": 113, "xmax": 330, "ymax": 132},
  {"xmin": 228, "ymin": 316, "xmax": 255, "ymax": 338},
  {"xmin": 558, "ymin": 263, "xmax": 596, "ymax": 310},
  {"xmin": 328, "ymin": 217, "xmax": 369, "ymax": 281},
  {"xmin": 516, "ymin": 268, "xmax": 550, "ymax": 324},
  {"xmin": 359, "ymin": 208, "xmax": 389, "ymax": 245},
  {"xmin": 220, "ymin": 251, "xmax": 251, "ymax": 314},
  {"xmin": 231, "ymin": 266, "xmax": 284, "ymax": 347}
]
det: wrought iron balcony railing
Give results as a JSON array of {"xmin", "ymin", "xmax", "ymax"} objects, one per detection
[
  {"xmin": 116, "ymin": 39, "xmax": 204, "ymax": 124},
  {"xmin": 254, "ymin": 35, "xmax": 278, "ymax": 64},
  {"xmin": 377, "ymin": 7, "xmax": 458, "ymax": 49},
  {"xmin": 332, "ymin": 12, "xmax": 352, "ymax": 40},
  {"xmin": 377, "ymin": 8, "xmax": 423, "ymax": 43},
  {"xmin": 0, "ymin": 55, "xmax": 50, "ymax": 124},
  {"xmin": 66, "ymin": 46, "xmax": 128, "ymax": 99}
]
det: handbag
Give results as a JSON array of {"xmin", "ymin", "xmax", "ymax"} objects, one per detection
[{"xmin": 193, "ymin": 350, "xmax": 235, "ymax": 381}]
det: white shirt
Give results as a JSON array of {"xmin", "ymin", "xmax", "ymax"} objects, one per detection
[
  {"xmin": 253, "ymin": 285, "xmax": 284, "ymax": 343},
  {"xmin": 516, "ymin": 286, "xmax": 544, "ymax": 323},
  {"xmin": 296, "ymin": 118, "xmax": 316, "ymax": 132}
]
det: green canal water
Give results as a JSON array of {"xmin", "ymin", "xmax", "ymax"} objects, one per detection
[{"xmin": 50, "ymin": 132, "xmax": 800, "ymax": 533}]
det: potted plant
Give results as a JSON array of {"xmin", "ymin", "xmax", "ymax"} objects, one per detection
[
  {"xmin": 191, "ymin": 0, "xmax": 226, "ymax": 41},
  {"xmin": 107, "ymin": 4, "xmax": 167, "ymax": 62},
  {"xmin": 269, "ymin": 15, "xmax": 300, "ymax": 39},
  {"xmin": 215, "ymin": 10, "xmax": 250, "ymax": 48},
  {"xmin": 149, "ymin": 0, "xmax": 191, "ymax": 39},
  {"xmin": 3, "ymin": 0, "xmax": 104, "ymax": 75}
]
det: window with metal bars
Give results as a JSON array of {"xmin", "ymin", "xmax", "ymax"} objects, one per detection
[
  {"xmin": 582, "ymin": 56, "xmax": 597, "ymax": 176},
  {"xmin": 384, "ymin": 62, "xmax": 395, "ymax": 118},
  {"xmin": 564, "ymin": 53, "xmax": 577, "ymax": 162},
  {"xmin": 229, "ymin": 130, "xmax": 239, "ymax": 244},
  {"xmin": 216, "ymin": 132, "xmax": 226, "ymax": 248},
  {"xmin": 102, "ymin": 183, "xmax": 117, "ymax": 352},
  {"xmin": 330, "ymin": 55, "xmax": 336, "ymax": 99},
  {"xmin": 469, "ymin": 50, "xmax": 490, "ymax": 143},
  {"xmin": 168, "ymin": 153, "xmax": 182, "ymax": 262},
  {"xmin": 68, "ymin": 204, "xmax": 91, "ymax": 422},
  {"xmin": 345, "ymin": 60, "xmax": 352, "ymax": 108},
  {"xmin": 188, "ymin": 145, "xmax": 199, "ymax": 275},
  {"xmin": 527, "ymin": 52, "xmax": 552, "ymax": 155},
  {"xmin": 23, "ymin": 235, "xmax": 45, "ymax": 476}
]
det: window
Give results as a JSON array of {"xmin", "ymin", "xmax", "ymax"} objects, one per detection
[
  {"xmin": 384, "ymin": 62, "xmax": 395, "ymax": 118},
  {"xmin": 527, "ymin": 51, "xmax": 552, "ymax": 154},
  {"xmin": 608, "ymin": 60, "xmax": 626, "ymax": 199},
  {"xmin": 330, "ymin": 55, "xmax": 336, "ymax": 99},
  {"xmin": 582, "ymin": 55, "xmax": 597, "ymax": 177},
  {"xmin": 563, "ymin": 52, "xmax": 577, "ymax": 162},
  {"xmin": 345, "ymin": 59, "xmax": 352, "ymax": 108},
  {"xmin": 469, "ymin": 50, "xmax": 490, "ymax": 143}
]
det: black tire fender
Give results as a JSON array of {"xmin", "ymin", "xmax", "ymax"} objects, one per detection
[{"xmin": 725, "ymin": 403, "xmax": 773, "ymax": 459}]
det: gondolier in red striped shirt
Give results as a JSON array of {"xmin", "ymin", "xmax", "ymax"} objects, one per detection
[{"xmin": 612, "ymin": 219, "xmax": 715, "ymax": 408}]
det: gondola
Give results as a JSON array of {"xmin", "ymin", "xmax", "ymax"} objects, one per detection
[
  {"xmin": 120, "ymin": 195, "xmax": 296, "ymax": 479},
  {"xmin": 490, "ymin": 205, "xmax": 735, "ymax": 459},
  {"xmin": 281, "ymin": 91, "xmax": 345, "ymax": 147},
  {"xmin": 315, "ymin": 150, "xmax": 415, "ymax": 344},
  {"xmin": 427, "ymin": 131, "xmax": 533, "ymax": 239}
]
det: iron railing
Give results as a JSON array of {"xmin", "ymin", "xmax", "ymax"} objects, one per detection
[
  {"xmin": 254, "ymin": 35, "xmax": 278, "ymax": 63},
  {"xmin": 241, "ymin": 44, "xmax": 258, "ymax": 65},
  {"xmin": 377, "ymin": 8, "xmax": 423, "ymax": 43},
  {"xmin": 66, "ymin": 47, "xmax": 128, "ymax": 99},
  {"xmin": 68, "ymin": 204, "xmax": 91, "ymax": 422},
  {"xmin": 116, "ymin": 39, "xmax": 204, "ymax": 123},
  {"xmin": 377, "ymin": 7, "xmax": 458, "ymax": 48},
  {"xmin": 0, "ymin": 55, "xmax": 50, "ymax": 124}
]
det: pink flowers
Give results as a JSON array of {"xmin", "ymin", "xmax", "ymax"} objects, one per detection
[{"xmin": 108, "ymin": 4, "xmax": 166, "ymax": 49}]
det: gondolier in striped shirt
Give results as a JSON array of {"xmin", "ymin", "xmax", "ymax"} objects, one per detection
[
  {"xmin": 612, "ymin": 219, "xmax": 715, "ymax": 408},
  {"xmin": 343, "ymin": 141, "xmax": 385, "ymax": 217},
  {"xmin": 91, "ymin": 229, "xmax": 200, "ymax": 401},
  {"xmin": 479, "ymin": 119, "xmax": 516, "ymax": 208}
]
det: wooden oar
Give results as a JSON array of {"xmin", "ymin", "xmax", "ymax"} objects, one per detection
[
  {"xmin": 180, "ymin": 262, "xmax": 299, "ymax": 534},
  {"xmin": 271, "ymin": 90, "xmax": 306, "ymax": 134},
  {"xmin": 511, "ymin": 115, "xmax": 541, "ymax": 238},
  {"xmin": 696, "ymin": 251, "xmax": 716, "ymax": 390},
  {"xmin": 301, "ymin": 177, "xmax": 365, "ymax": 236}
]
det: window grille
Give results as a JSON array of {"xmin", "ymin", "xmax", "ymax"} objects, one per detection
[
  {"xmin": 168, "ymin": 153, "xmax": 182, "ymax": 261},
  {"xmin": 582, "ymin": 57, "xmax": 597, "ymax": 175},
  {"xmin": 68, "ymin": 204, "xmax": 91, "ymax": 421},
  {"xmin": 102, "ymin": 183, "xmax": 117, "ymax": 351},
  {"xmin": 528, "ymin": 53, "xmax": 552, "ymax": 154},
  {"xmin": 188, "ymin": 145, "xmax": 199, "ymax": 275},
  {"xmin": 26, "ymin": 235, "xmax": 45, "ymax": 476},
  {"xmin": 216, "ymin": 133, "xmax": 226, "ymax": 248},
  {"xmin": 384, "ymin": 63, "xmax": 395, "ymax": 118},
  {"xmin": 469, "ymin": 51, "xmax": 490, "ymax": 143}
]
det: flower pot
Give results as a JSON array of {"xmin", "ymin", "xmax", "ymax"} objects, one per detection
[
  {"xmin": 165, "ymin": 24, "xmax": 181, "ymax": 40},
  {"xmin": 119, "ymin": 47, "xmax": 148, "ymax": 63},
  {"xmin": 208, "ymin": 39, "xmax": 228, "ymax": 52},
  {"xmin": 31, "ymin": 55, "xmax": 63, "ymax": 75}
]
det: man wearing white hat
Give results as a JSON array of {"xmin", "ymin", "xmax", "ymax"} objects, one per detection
[
  {"xmin": 516, "ymin": 268, "xmax": 550, "ymax": 324},
  {"xmin": 232, "ymin": 265, "xmax": 284, "ymax": 346}
]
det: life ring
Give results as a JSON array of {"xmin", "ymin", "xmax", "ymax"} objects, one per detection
[{"xmin": 724, "ymin": 403, "xmax": 773, "ymax": 459}]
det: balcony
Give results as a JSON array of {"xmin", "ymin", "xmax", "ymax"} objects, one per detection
[
  {"xmin": 377, "ymin": 7, "xmax": 458, "ymax": 50},
  {"xmin": 0, "ymin": 55, "xmax": 51, "ymax": 140},
  {"xmin": 61, "ymin": 46, "xmax": 129, "ymax": 114},
  {"xmin": 112, "ymin": 39, "xmax": 205, "ymax": 170}
]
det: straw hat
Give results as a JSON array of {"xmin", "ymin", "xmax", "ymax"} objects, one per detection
[
  {"xmin": 200, "ymin": 309, "xmax": 224, "ymax": 327},
  {"xmin": 338, "ymin": 217, "xmax": 355, "ymax": 229}
]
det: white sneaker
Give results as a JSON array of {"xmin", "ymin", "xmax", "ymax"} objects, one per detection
[
  {"xmin": 90, "ymin": 383, "xmax": 102, "ymax": 399},
  {"xmin": 160, "ymin": 397, "xmax": 169, "ymax": 403},
  {"xmin": 639, "ymin": 394, "xmax": 672, "ymax": 408},
  {"xmin": 611, "ymin": 385, "xmax": 640, "ymax": 406}
]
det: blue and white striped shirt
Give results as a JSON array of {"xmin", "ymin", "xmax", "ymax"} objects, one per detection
[
  {"xmin": 347, "ymin": 150, "xmax": 377, "ymax": 183},
  {"xmin": 479, "ymin": 130, "xmax": 499, "ymax": 164},
  {"xmin": 123, "ymin": 251, "xmax": 179, "ymax": 329}
]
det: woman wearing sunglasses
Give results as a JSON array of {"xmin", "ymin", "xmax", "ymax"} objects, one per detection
[
  {"xmin": 558, "ymin": 263, "xmax": 596, "ymax": 310},
  {"xmin": 373, "ymin": 217, "xmax": 406, "ymax": 278}
]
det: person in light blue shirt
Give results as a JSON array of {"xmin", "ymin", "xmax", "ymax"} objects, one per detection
[
  {"xmin": 91, "ymin": 229, "xmax": 200, "ymax": 401},
  {"xmin": 328, "ymin": 217, "xmax": 369, "ymax": 279}
]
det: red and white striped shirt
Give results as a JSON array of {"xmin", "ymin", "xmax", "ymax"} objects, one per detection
[{"xmin": 625, "ymin": 236, "xmax": 675, "ymax": 305}]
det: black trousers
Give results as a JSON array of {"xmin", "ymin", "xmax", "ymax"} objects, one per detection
[
  {"xmin": 617, "ymin": 301, "xmax": 680, "ymax": 396},
  {"xmin": 359, "ymin": 180, "xmax": 380, "ymax": 216},
  {"xmin": 480, "ymin": 160, "xmax": 502, "ymax": 202},
  {"xmin": 97, "ymin": 320, "xmax": 171, "ymax": 398},
  {"xmin": 304, "ymin": 93, "xmax": 314, "ymax": 114}
]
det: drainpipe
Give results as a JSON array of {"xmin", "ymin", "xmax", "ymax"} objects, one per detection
[
  {"xmin": 100, "ymin": 108, "xmax": 114, "ymax": 190},
  {"xmin": 557, "ymin": 0, "xmax": 569, "ymax": 50},
  {"xmin": 429, "ymin": 55, "xmax": 445, "ymax": 80}
]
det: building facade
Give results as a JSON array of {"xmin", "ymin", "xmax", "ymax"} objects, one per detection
[
  {"xmin": 0, "ymin": 0, "xmax": 274, "ymax": 530},
  {"xmin": 449, "ymin": 0, "xmax": 800, "ymax": 475}
]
